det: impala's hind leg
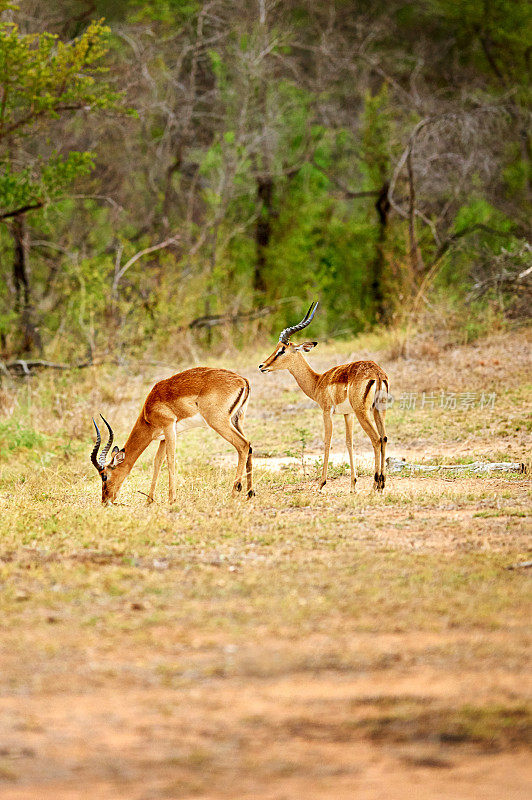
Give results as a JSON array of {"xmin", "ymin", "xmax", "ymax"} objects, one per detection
[
  {"xmin": 147, "ymin": 439, "xmax": 166, "ymax": 504},
  {"xmin": 355, "ymin": 410, "xmax": 382, "ymax": 492},
  {"xmin": 372, "ymin": 405, "xmax": 387, "ymax": 491},
  {"xmin": 244, "ymin": 444, "xmax": 254, "ymax": 497},
  {"xmin": 163, "ymin": 423, "xmax": 177, "ymax": 503},
  {"xmin": 207, "ymin": 418, "xmax": 252, "ymax": 498},
  {"xmin": 234, "ymin": 415, "xmax": 254, "ymax": 497}
]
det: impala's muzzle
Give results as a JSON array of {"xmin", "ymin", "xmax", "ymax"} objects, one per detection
[{"xmin": 258, "ymin": 363, "xmax": 269, "ymax": 373}]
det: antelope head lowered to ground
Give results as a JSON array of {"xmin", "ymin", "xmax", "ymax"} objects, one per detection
[
  {"xmin": 259, "ymin": 302, "xmax": 390, "ymax": 492},
  {"xmin": 90, "ymin": 367, "xmax": 254, "ymax": 504}
]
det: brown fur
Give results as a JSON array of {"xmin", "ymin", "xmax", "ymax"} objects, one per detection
[
  {"xmin": 94, "ymin": 367, "xmax": 253, "ymax": 505},
  {"xmin": 259, "ymin": 346, "xmax": 389, "ymax": 493}
]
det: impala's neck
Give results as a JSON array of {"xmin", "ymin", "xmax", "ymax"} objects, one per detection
[
  {"xmin": 287, "ymin": 352, "xmax": 321, "ymax": 401},
  {"xmin": 110, "ymin": 415, "xmax": 153, "ymax": 486},
  {"xmin": 124, "ymin": 414, "xmax": 153, "ymax": 464}
]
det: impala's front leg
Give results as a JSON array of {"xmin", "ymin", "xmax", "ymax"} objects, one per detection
[
  {"xmin": 163, "ymin": 423, "xmax": 177, "ymax": 503},
  {"xmin": 147, "ymin": 439, "xmax": 166, "ymax": 504},
  {"xmin": 319, "ymin": 408, "xmax": 333, "ymax": 491},
  {"xmin": 344, "ymin": 414, "xmax": 357, "ymax": 492}
]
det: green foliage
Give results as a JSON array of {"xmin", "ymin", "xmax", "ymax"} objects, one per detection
[
  {"xmin": 0, "ymin": 16, "xmax": 119, "ymax": 218},
  {"xmin": 266, "ymin": 184, "xmax": 378, "ymax": 333},
  {"xmin": 431, "ymin": 0, "xmax": 532, "ymax": 90},
  {"xmin": 0, "ymin": 0, "xmax": 529, "ymax": 359},
  {"xmin": 0, "ymin": 18, "xmax": 117, "ymax": 140},
  {"xmin": 0, "ymin": 151, "xmax": 94, "ymax": 216},
  {"xmin": 436, "ymin": 199, "xmax": 515, "ymax": 290},
  {"xmin": 452, "ymin": 198, "xmax": 511, "ymax": 237},
  {"xmin": 0, "ymin": 418, "xmax": 46, "ymax": 456},
  {"xmin": 361, "ymin": 85, "xmax": 392, "ymax": 187},
  {"xmin": 502, "ymin": 143, "xmax": 530, "ymax": 202},
  {"xmin": 129, "ymin": 0, "xmax": 199, "ymax": 25}
]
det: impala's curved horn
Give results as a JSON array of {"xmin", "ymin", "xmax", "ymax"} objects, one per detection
[
  {"xmin": 90, "ymin": 417, "xmax": 102, "ymax": 472},
  {"xmin": 98, "ymin": 414, "xmax": 114, "ymax": 466},
  {"xmin": 278, "ymin": 301, "xmax": 319, "ymax": 344}
]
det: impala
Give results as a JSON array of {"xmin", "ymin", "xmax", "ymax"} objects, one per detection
[
  {"xmin": 258, "ymin": 302, "xmax": 389, "ymax": 492},
  {"xmin": 90, "ymin": 367, "xmax": 254, "ymax": 505}
]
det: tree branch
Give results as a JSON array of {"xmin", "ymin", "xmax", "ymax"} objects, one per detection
[
  {"xmin": 0, "ymin": 303, "xmax": 299, "ymax": 377},
  {"xmin": 430, "ymin": 223, "xmax": 516, "ymax": 266},
  {"xmin": 187, "ymin": 303, "xmax": 285, "ymax": 330},
  {"xmin": 0, "ymin": 202, "xmax": 45, "ymax": 220},
  {"xmin": 112, "ymin": 235, "xmax": 181, "ymax": 294},
  {"xmin": 406, "ymin": 148, "xmax": 423, "ymax": 273}
]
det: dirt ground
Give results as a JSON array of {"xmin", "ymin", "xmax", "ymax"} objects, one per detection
[{"xmin": 0, "ymin": 329, "xmax": 530, "ymax": 798}]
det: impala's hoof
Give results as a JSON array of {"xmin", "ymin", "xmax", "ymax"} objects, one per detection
[
  {"xmin": 373, "ymin": 473, "xmax": 385, "ymax": 492},
  {"xmin": 247, "ymin": 489, "xmax": 256, "ymax": 499},
  {"xmin": 146, "ymin": 496, "xmax": 155, "ymax": 506}
]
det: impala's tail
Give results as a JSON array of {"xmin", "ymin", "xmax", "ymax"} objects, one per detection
[
  {"xmin": 372, "ymin": 377, "xmax": 390, "ymax": 411},
  {"xmin": 371, "ymin": 376, "xmax": 381, "ymax": 409}
]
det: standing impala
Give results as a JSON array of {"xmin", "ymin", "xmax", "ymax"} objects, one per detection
[
  {"xmin": 259, "ymin": 302, "xmax": 389, "ymax": 492},
  {"xmin": 90, "ymin": 367, "xmax": 254, "ymax": 505}
]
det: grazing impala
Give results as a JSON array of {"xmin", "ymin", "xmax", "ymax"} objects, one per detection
[
  {"xmin": 259, "ymin": 302, "xmax": 389, "ymax": 492},
  {"xmin": 90, "ymin": 367, "xmax": 254, "ymax": 505}
]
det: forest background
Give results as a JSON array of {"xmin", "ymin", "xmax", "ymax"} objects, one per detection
[{"xmin": 0, "ymin": 0, "xmax": 530, "ymax": 363}]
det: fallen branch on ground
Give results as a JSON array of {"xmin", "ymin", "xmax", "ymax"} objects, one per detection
[
  {"xmin": 0, "ymin": 357, "xmax": 117, "ymax": 377},
  {"xmin": 1, "ymin": 359, "xmax": 70, "ymax": 375},
  {"xmin": 387, "ymin": 457, "xmax": 527, "ymax": 474}
]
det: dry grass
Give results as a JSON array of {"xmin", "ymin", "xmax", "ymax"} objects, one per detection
[{"xmin": 0, "ymin": 327, "xmax": 530, "ymax": 799}]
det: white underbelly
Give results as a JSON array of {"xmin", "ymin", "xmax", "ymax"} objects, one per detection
[
  {"xmin": 176, "ymin": 412, "xmax": 207, "ymax": 433},
  {"xmin": 156, "ymin": 413, "xmax": 207, "ymax": 440},
  {"xmin": 333, "ymin": 398, "xmax": 353, "ymax": 415}
]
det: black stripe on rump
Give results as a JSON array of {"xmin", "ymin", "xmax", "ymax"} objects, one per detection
[
  {"xmin": 363, "ymin": 379, "xmax": 375, "ymax": 403},
  {"xmin": 229, "ymin": 387, "xmax": 244, "ymax": 416}
]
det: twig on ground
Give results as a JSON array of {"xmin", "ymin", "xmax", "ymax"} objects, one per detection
[{"xmin": 506, "ymin": 561, "xmax": 532, "ymax": 571}]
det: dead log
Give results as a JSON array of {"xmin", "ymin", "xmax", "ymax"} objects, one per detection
[{"xmin": 387, "ymin": 456, "xmax": 528, "ymax": 474}]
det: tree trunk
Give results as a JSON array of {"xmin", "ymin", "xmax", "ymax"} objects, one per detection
[
  {"xmin": 162, "ymin": 151, "xmax": 182, "ymax": 230},
  {"xmin": 371, "ymin": 181, "xmax": 390, "ymax": 321},
  {"xmin": 12, "ymin": 215, "xmax": 42, "ymax": 355},
  {"xmin": 254, "ymin": 2, "xmax": 273, "ymax": 296},
  {"xmin": 254, "ymin": 175, "xmax": 273, "ymax": 293}
]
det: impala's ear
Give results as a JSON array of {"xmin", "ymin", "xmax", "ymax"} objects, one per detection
[
  {"xmin": 110, "ymin": 448, "xmax": 125, "ymax": 467},
  {"xmin": 296, "ymin": 341, "xmax": 318, "ymax": 352}
]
